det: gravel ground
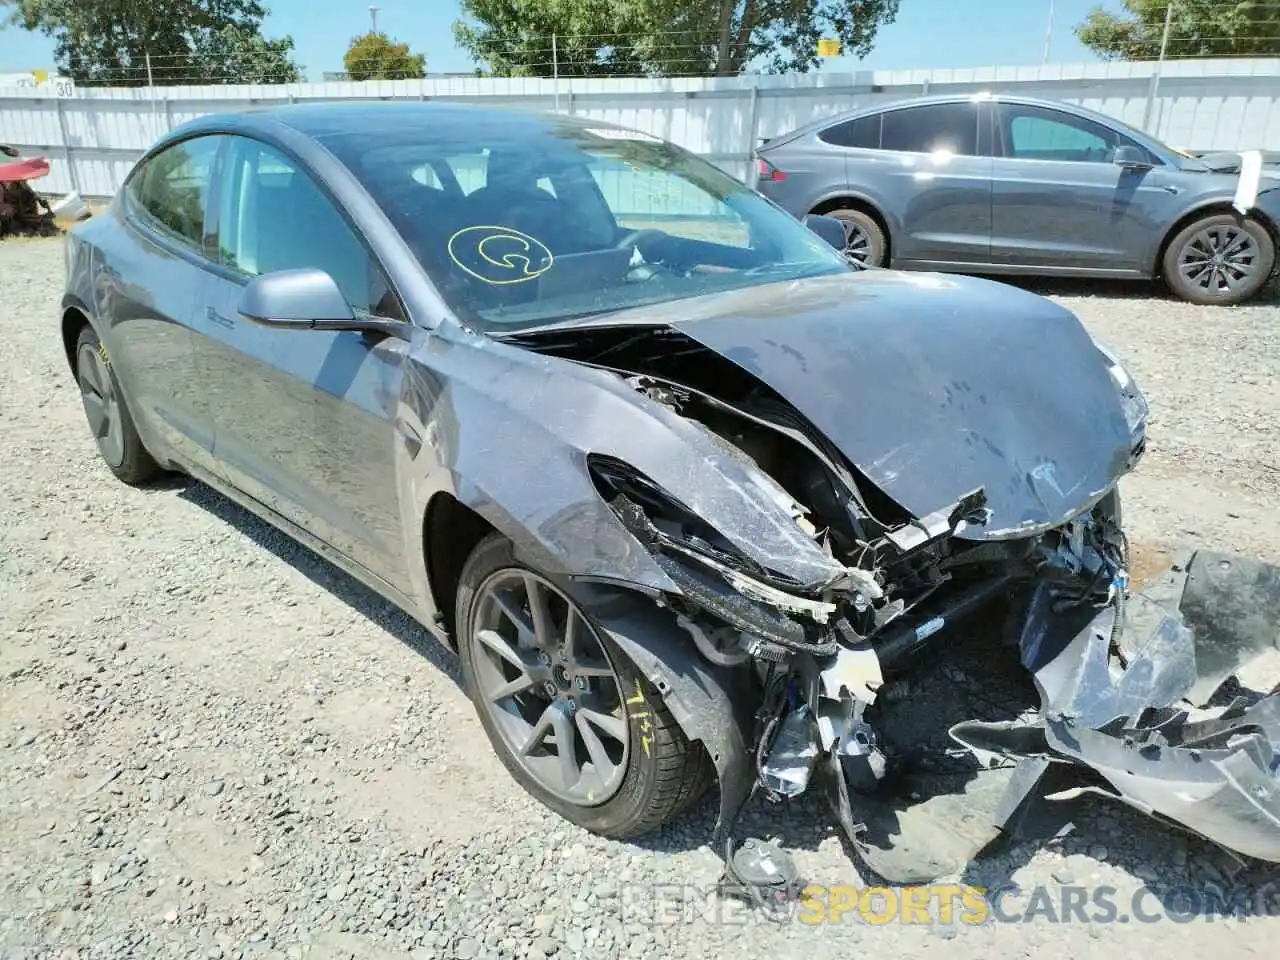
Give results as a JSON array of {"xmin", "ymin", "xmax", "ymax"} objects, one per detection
[{"xmin": 2, "ymin": 236, "xmax": 1279, "ymax": 959}]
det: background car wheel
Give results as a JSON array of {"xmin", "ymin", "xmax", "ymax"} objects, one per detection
[
  {"xmin": 456, "ymin": 533, "xmax": 711, "ymax": 838},
  {"xmin": 829, "ymin": 208, "xmax": 887, "ymax": 267},
  {"xmin": 1162, "ymin": 213, "xmax": 1275, "ymax": 305},
  {"xmin": 74, "ymin": 326, "xmax": 159, "ymax": 485}
]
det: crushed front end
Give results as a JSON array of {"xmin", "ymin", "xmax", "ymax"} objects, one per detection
[
  {"xmin": 598, "ymin": 442, "xmax": 1280, "ymax": 885},
  {"xmin": 507, "ymin": 310, "xmax": 1280, "ymax": 890}
]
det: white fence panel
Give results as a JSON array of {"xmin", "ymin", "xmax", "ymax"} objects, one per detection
[{"xmin": 2, "ymin": 58, "xmax": 1279, "ymax": 199}]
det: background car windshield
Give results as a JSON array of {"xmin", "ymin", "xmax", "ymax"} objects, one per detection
[{"xmin": 324, "ymin": 118, "xmax": 849, "ymax": 330}]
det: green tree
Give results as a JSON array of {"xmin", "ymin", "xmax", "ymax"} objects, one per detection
[
  {"xmin": 343, "ymin": 31, "xmax": 427, "ymax": 80},
  {"xmin": 1076, "ymin": 0, "xmax": 1280, "ymax": 60},
  {"xmin": 453, "ymin": 0, "xmax": 900, "ymax": 78},
  {"xmin": 1, "ymin": 0, "xmax": 303, "ymax": 85}
]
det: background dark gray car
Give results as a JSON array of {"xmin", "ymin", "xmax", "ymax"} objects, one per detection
[{"xmin": 756, "ymin": 93, "xmax": 1280, "ymax": 304}]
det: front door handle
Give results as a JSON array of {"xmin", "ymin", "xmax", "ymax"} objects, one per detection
[{"xmin": 206, "ymin": 306, "xmax": 235, "ymax": 328}]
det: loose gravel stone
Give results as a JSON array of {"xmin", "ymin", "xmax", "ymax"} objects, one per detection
[{"xmin": 2, "ymin": 239, "xmax": 1278, "ymax": 958}]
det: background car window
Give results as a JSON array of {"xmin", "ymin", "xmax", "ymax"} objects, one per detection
[
  {"xmin": 126, "ymin": 136, "xmax": 220, "ymax": 249},
  {"xmin": 216, "ymin": 137, "xmax": 404, "ymax": 319},
  {"xmin": 588, "ymin": 155, "xmax": 749, "ymax": 247},
  {"xmin": 410, "ymin": 164, "xmax": 444, "ymax": 189},
  {"xmin": 446, "ymin": 151, "xmax": 488, "ymax": 194},
  {"xmin": 818, "ymin": 114, "xmax": 882, "ymax": 148},
  {"xmin": 1001, "ymin": 105, "xmax": 1139, "ymax": 163},
  {"xmin": 880, "ymin": 104, "xmax": 978, "ymax": 155}
]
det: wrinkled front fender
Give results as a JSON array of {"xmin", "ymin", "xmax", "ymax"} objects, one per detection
[{"xmin": 398, "ymin": 330, "xmax": 849, "ymax": 615}]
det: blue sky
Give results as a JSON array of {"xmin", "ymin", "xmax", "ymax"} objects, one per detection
[{"xmin": 0, "ymin": 0, "xmax": 1127, "ymax": 78}]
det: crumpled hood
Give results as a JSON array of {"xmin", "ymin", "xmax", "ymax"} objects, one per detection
[{"xmin": 661, "ymin": 271, "xmax": 1136, "ymax": 538}]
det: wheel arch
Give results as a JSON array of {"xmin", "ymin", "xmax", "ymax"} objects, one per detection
[
  {"xmin": 421, "ymin": 491, "xmax": 498, "ymax": 645},
  {"xmin": 60, "ymin": 301, "xmax": 93, "ymax": 374},
  {"xmin": 808, "ymin": 194, "xmax": 893, "ymax": 262},
  {"xmin": 1154, "ymin": 200, "xmax": 1280, "ymax": 279}
]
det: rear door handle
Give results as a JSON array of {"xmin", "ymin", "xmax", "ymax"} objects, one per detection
[{"xmin": 206, "ymin": 306, "xmax": 235, "ymax": 327}]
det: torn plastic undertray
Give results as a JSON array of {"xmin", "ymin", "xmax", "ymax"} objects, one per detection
[{"xmin": 953, "ymin": 548, "xmax": 1280, "ymax": 865}]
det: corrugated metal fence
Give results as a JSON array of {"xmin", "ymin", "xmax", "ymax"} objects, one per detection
[{"xmin": 2, "ymin": 57, "xmax": 1280, "ymax": 200}]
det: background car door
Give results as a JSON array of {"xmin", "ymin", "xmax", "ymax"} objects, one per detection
[
  {"xmin": 191, "ymin": 134, "xmax": 413, "ymax": 590},
  {"xmin": 870, "ymin": 101, "xmax": 993, "ymax": 265},
  {"xmin": 989, "ymin": 102, "xmax": 1177, "ymax": 271},
  {"xmin": 106, "ymin": 134, "xmax": 222, "ymax": 471}
]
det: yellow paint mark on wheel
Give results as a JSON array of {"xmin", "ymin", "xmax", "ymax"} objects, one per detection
[{"xmin": 97, "ymin": 342, "xmax": 110, "ymax": 367}]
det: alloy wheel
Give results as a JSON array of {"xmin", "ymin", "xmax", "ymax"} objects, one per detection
[
  {"xmin": 77, "ymin": 342, "xmax": 125, "ymax": 468},
  {"xmin": 842, "ymin": 220, "xmax": 873, "ymax": 265},
  {"xmin": 469, "ymin": 569, "xmax": 630, "ymax": 806},
  {"xmin": 1177, "ymin": 224, "xmax": 1260, "ymax": 298}
]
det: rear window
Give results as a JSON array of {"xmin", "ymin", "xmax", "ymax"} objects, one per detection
[
  {"xmin": 819, "ymin": 114, "xmax": 882, "ymax": 149},
  {"xmin": 880, "ymin": 103, "xmax": 979, "ymax": 155}
]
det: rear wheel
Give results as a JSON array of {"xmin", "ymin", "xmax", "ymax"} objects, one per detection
[
  {"xmin": 829, "ymin": 208, "xmax": 887, "ymax": 267},
  {"xmin": 74, "ymin": 326, "xmax": 159, "ymax": 485},
  {"xmin": 456, "ymin": 533, "xmax": 710, "ymax": 837},
  {"xmin": 1162, "ymin": 214, "xmax": 1275, "ymax": 305}
]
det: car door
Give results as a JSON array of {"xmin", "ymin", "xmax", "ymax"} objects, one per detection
[
  {"xmin": 106, "ymin": 134, "xmax": 223, "ymax": 472},
  {"xmin": 872, "ymin": 101, "xmax": 994, "ymax": 265},
  {"xmin": 191, "ymin": 134, "xmax": 413, "ymax": 590},
  {"xmin": 989, "ymin": 102, "xmax": 1176, "ymax": 272}
]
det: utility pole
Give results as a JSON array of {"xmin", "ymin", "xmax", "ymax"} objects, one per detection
[
  {"xmin": 552, "ymin": 33, "xmax": 560, "ymax": 112},
  {"xmin": 1042, "ymin": 0, "xmax": 1055, "ymax": 64},
  {"xmin": 1142, "ymin": 0, "xmax": 1176, "ymax": 131},
  {"xmin": 369, "ymin": 5, "xmax": 380, "ymax": 34}
]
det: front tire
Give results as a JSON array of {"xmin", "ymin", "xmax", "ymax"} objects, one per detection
[
  {"xmin": 74, "ymin": 325, "xmax": 159, "ymax": 486},
  {"xmin": 1162, "ymin": 213, "xmax": 1275, "ymax": 305},
  {"xmin": 455, "ymin": 533, "xmax": 710, "ymax": 838}
]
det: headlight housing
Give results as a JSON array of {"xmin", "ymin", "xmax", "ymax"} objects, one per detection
[{"xmin": 586, "ymin": 454, "xmax": 839, "ymax": 637}]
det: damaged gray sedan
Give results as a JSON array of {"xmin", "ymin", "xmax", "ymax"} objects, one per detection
[{"xmin": 63, "ymin": 103, "xmax": 1280, "ymax": 894}]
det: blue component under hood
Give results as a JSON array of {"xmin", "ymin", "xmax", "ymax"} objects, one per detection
[{"xmin": 661, "ymin": 271, "xmax": 1137, "ymax": 538}]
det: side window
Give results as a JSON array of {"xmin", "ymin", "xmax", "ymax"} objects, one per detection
[
  {"xmin": 819, "ymin": 114, "xmax": 881, "ymax": 149},
  {"xmin": 1000, "ymin": 105, "xmax": 1138, "ymax": 163},
  {"xmin": 881, "ymin": 103, "xmax": 979, "ymax": 155},
  {"xmin": 216, "ymin": 137, "xmax": 404, "ymax": 320},
  {"xmin": 126, "ymin": 136, "xmax": 220, "ymax": 249}
]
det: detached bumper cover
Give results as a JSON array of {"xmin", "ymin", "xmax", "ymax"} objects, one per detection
[{"xmin": 954, "ymin": 548, "xmax": 1280, "ymax": 862}]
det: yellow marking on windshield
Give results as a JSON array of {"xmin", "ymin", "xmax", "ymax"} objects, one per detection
[{"xmin": 446, "ymin": 225, "xmax": 554, "ymax": 285}]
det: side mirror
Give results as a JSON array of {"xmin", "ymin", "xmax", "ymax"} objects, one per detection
[
  {"xmin": 802, "ymin": 213, "xmax": 847, "ymax": 252},
  {"xmin": 1113, "ymin": 145, "xmax": 1152, "ymax": 170},
  {"xmin": 238, "ymin": 268, "xmax": 408, "ymax": 339}
]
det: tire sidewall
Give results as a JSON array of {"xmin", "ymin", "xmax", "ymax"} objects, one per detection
[
  {"xmin": 831, "ymin": 208, "xmax": 888, "ymax": 267},
  {"xmin": 454, "ymin": 535, "xmax": 675, "ymax": 836},
  {"xmin": 1163, "ymin": 214, "xmax": 1275, "ymax": 305},
  {"xmin": 74, "ymin": 325, "xmax": 157, "ymax": 483}
]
